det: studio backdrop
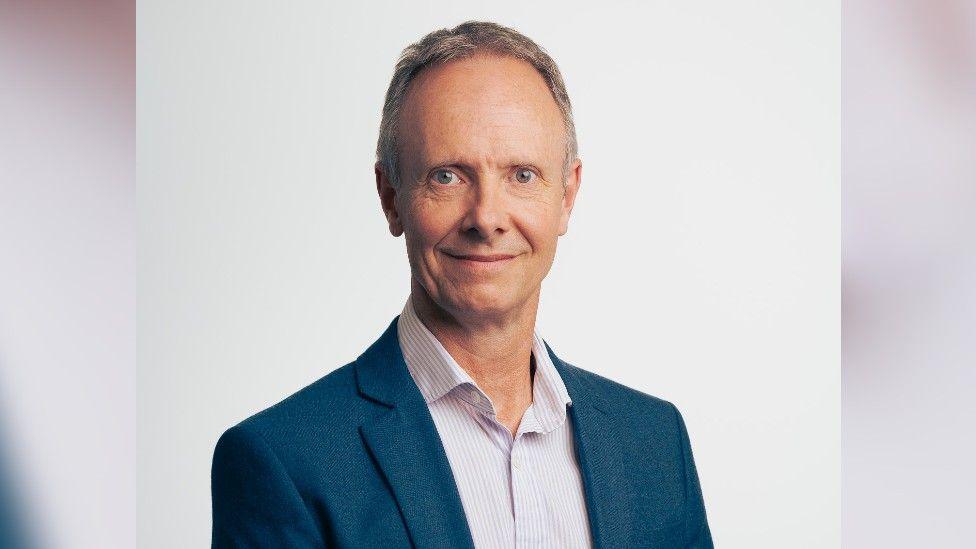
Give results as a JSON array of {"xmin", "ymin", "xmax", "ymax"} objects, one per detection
[{"xmin": 138, "ymin": 1, "xmax": 839, "ymax": 547}]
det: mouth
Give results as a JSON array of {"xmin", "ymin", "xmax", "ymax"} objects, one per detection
[
  {"xmin": 444, "ymin": 252, "xmax": 518, "ymax": 262},
  {"xmin": 442, "ymin": 251, "xmax": 519, "ymax": 272}
]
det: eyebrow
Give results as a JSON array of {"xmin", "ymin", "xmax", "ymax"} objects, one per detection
[{"xmin": 424, "ymin": 157, "xmax": 546, "ymax": 175}]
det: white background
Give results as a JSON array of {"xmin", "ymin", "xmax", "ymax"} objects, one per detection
[{"xmin": 139, "ymin": 1, "xmax": 839, "ymax": 547}]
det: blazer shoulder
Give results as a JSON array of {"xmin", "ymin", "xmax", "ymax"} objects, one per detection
[
  {"xmin": 560, "ymin": 361, "xmax": 698, "ymax": 478},
  {"xmin": 227, "ymin": 360, "xmax": 364, "ymax": 446},
  {"xmin": 560, "ymin": 360, "xmax": 683, "ymax": 424}
]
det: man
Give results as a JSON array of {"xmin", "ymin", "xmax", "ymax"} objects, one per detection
[{"xmin": 211, "ymin": 21, "xmax": 712, "ymax": 548}]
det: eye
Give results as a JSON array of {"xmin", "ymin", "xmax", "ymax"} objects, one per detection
[
  {"xmin": 515, "ymin": 168, "xmax": 536, "ymax": 184},
  {"xmin": 431, "ymin": 169, "xmax": 460, "ymax": 185}
]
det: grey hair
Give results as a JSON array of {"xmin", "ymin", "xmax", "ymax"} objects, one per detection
[{"xmin": 376, "ymin": 20, "xmax": 578, "ymax": 188}]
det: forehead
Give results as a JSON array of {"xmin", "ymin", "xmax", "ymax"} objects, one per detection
[{"xmin": 398, "ymin": 53, "xmax": 565, "ymax": 167}]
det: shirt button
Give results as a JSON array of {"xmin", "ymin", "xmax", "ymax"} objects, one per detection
[{"xmin": 512, "ymin": 457, "xmax": 522, "ymax": 470}]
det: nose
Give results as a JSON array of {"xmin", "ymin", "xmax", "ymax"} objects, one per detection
[{"xmin": 460, "ymin": 179, "xmax": 508, "ymax": 240}]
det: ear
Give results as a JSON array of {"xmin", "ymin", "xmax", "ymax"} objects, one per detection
[
  {"xmin": 557, "ymin": 158, "xmax": 582, "ymax": 236},
  {"xmin": 375, "ymin": 162, "xmax": 403, "ymax": 237}
]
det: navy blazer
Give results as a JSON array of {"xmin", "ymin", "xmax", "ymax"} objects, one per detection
[{"xmin": 211, "ymin": 317, "xmax": 712, "ymax": 548}]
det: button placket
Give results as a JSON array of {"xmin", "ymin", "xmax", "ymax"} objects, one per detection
[{"xmin": 511, "ymin": 438, "xmax": 533, "ymax": 548}]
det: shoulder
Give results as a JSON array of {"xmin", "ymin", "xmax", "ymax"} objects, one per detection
[
  {"xmin": 559, "ymin": 360, "xmax": 688, "ymax": 435},
  {"xmin": 214, "ymin": 360, "xmax": 365, "ymax": 461}
]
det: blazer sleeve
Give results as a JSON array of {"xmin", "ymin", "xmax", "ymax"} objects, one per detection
[
  {"xmin": 211, "ymin": 424, "xmax": 327, "ymax": 548},
  {"xmin": 669, "ymin": 403, "xmax": 714, "ymax": 549}
]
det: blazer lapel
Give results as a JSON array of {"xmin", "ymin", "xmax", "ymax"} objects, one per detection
[
  {"xmin": 356, "ymin": 318, "xmax": 475, "ymax": 549},
  {"xmin": 547, "ymin": 341, "xmax": 635, "ymax": 549}
]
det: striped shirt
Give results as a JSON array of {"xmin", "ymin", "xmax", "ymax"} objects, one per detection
[{"xmin": 397, "ymin": 297, "xmax": 593, "ymax": 548}]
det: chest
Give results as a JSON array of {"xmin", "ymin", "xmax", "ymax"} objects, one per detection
[{"xmin": 428, "ymin": 398, "xmax": 593, "ymax": 548}]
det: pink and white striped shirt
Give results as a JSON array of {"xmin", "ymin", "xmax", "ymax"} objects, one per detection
[{"xmin": 397, "ymin": 297, "xmax": 593, "ymax": 548}]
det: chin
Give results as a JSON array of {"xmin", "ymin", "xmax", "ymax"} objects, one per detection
[{"xmin": 446, "ymin": 287, "xmax": 518, "ymax": 317}]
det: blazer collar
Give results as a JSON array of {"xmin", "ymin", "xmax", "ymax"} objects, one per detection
[
  {"xmin": 354, "ymin": 316, "xmax": 414, "ymax": 408},
  {"xmin": 355, "ymin": 316, "xmax": 607, "ymax": 412},
  {"xmin": 545, "ymin": 340, "xmax": 635, "ymax": 549},
  {"xmin": 354, "ymin": 317, "xmax": 475, "ymax": 549},
  {"xmin": 354, "ymin": 316, "xmax": 633, "ymax": 549}
]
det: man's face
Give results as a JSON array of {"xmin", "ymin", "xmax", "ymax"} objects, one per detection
[{"xmin": 377, "ymin": 53, "xmax": 581, "ymax": 321}]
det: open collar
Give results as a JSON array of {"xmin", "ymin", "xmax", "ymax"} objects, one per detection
[
  {"xmin": 354, "ymin": 316, "xmax": 633, "ymax": 549},
  {"xmin": 396, "ymin": 297, "xmax": 572, "ymax": 433}
]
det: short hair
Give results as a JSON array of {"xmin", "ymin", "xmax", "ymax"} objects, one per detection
[{"xmin": 376, "ymin": 21, "xmax": 578, "ymax": 188}]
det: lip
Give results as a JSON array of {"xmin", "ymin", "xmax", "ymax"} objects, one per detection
[
  {"xmin": 445, "ymin": 252, "xmax": 517, "ymax": 262},
  {"xmin": 442, "ymin": 251, "xmax": 519, "ymax": 273}
]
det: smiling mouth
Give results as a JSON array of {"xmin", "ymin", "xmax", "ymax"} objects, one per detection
[{"xmin": 444, "ymin": 252, "xmax": 517, "ymax": 262}]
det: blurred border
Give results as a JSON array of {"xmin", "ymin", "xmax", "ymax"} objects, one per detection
[
  {"xmin": 843, "ymin": 0, "xmax": 975, "ymax": 547},
  {"xmin": 2, "ymin": 0, "xmax": 973, "ymax": 546},
  {"xmin": 0, "ymin": 1, "xmax": 134, "ymax": 548}
]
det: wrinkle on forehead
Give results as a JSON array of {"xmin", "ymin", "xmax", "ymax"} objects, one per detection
[{"xmin": 398, "ymin": 53, "xmax": 567, "ymax": 177}]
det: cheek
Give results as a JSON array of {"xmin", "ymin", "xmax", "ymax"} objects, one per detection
[
  {"xmin": 518, "ymin": 201, "xmax": 563, "ymax": 254},
  {"xmin": 403, "ymin": 202, "xmax": 458, "ymax": 259}
]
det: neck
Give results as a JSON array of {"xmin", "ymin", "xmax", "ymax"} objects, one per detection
[{"xmin": 409, "ymin": 279, "xmax": 538, "ymax": 437}]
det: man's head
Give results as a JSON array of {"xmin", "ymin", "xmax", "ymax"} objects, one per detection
[{"xmin": 376, "ymin": 21, "xmax": 582, "ymax": 322}]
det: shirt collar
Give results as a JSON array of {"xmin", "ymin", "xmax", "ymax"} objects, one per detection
[{"xmin": 397, "ymin": 296, "xmax": 573, "ymax": 434}]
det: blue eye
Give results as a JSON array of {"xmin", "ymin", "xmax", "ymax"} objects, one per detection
[
  {"xmin": 515, "ymin": 168, "xmax": 536, "ymax": 184},
  {"xmin": 432, "ymin": 169, "xmax": 459, "ymax": 185}
]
